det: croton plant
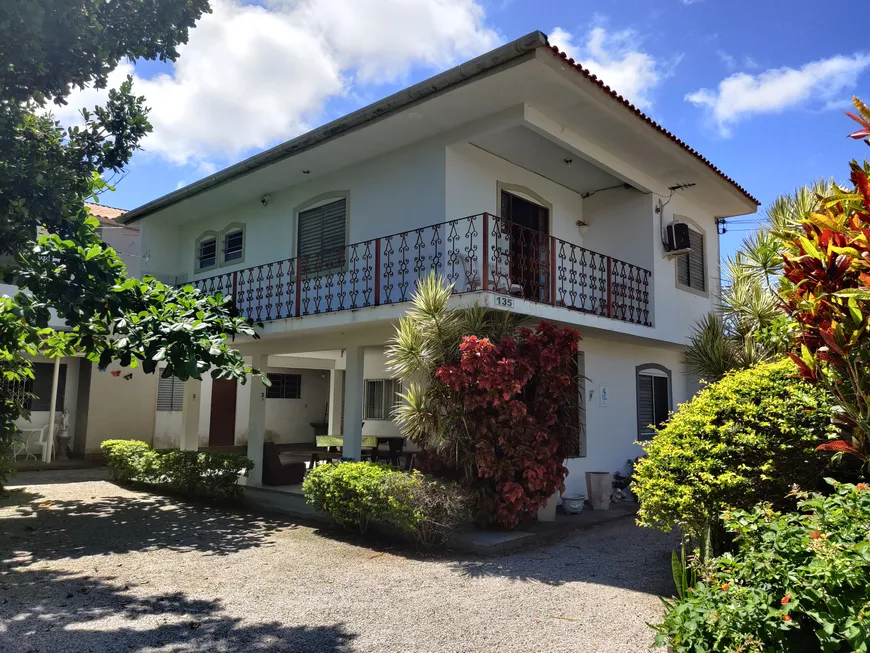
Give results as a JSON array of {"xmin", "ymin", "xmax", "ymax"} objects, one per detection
[{"xmin": 781, "ymin": 97, "xmax": 870, "ymax": 461}]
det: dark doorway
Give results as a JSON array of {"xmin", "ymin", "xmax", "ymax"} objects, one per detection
[
  {"xmin": 209, "ymin": 379, "xmax": 238, "ymax": 447},
  {"xmin": 500, "ymin": 190, "xmax": 550, "ymax": 301}
]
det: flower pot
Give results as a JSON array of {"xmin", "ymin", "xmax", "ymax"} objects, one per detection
[
  {"xmin": 561, "ymin": 494, "xmax": 586, "ymax": 514},
  {"xmin": 537, "ymin": 490, "xmax": 560, "ymax": 522},
  {"xmin": 585, "ymin": 472, "xmax": 613, "ymax": 511}
]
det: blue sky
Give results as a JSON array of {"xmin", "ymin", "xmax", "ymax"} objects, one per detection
[{"xmin": 62, "ymin": 0, "xmax": 870, "ymax": 263}]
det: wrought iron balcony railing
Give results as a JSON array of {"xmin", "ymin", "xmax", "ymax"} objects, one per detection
[{"xmin": 190, "ymin": 213, "xmax": 652, "ymax": 326}]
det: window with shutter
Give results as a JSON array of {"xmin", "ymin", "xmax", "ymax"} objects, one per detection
[
  {"xmin": 157, "ymin": 374, "xmax": 184, "ymax": 411},
  {"xmin": 676, "ymin": 227, "xmax": 706, "ymax": 293},
  {"xmin": 636, "ymin": 365, "xmax": 672, "ymax": 440},
  {"xmin": 297, "ymin": 198, "xmax": 347, "ymax": 274},
  {"xmin": 364, "ymin": 379, "xmax": 402, "ymax": 420}
]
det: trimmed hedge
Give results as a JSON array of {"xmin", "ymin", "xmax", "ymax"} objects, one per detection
[
  {"xmin": 633, "ymin": 360, "xmax": 839, "ymax": 539},
  {"xmin": 303, "ymin": 461, "xmax": 472, "ymax": 547},
  {"xmin": 101, "ymin": 440, "xmax": 253, "ymax": 499}
]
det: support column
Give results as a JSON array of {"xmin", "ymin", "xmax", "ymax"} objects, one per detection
[
  {"xmin": 342, "ymin": 346, "xmax": 364, "ymax": 461},
  {"xmin": 245, "ymin": 355, "xmax": 268, "ymax": 486},
  {"xmin": 180, "ymin": 378, "xmax": 201, "ymax": 451},
  {"xmin": 43, "ymin": 357, "xmax": 61, "ymax": 463},
  {"xmin": 327, "ymin": 369, "xmax": 344, "ymax": 436}
]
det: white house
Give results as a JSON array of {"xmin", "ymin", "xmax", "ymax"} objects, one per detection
[
  {"xmin": 118, "ymin": 31, "xmax": 758, "ymax": 496},
  {"xmin": 5, "ymin": 202, "xmax": 159, "ymax": 462}
]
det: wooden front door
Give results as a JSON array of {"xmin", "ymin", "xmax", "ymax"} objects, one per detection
[
  {"xmin": 500, "ymin": 190, "xmax": 550, "ymax": 302},
  {"xmin": 209, "ymin": 379, "xmax": 238, "ymax": 447}
]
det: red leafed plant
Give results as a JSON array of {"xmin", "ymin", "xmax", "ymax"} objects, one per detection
[
  {"xmin": 435, "ymin": 323, "xmax": 581, "ymax": 527},
  {"xmin": 388, "ymin": 274, "xmax": 582, "ymax": 528},
  {"xmin": 780, "ymin": 97, "xmax": 870, "ymax": 462}
]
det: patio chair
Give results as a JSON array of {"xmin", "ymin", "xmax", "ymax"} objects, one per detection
[{"xmin": 11, "ymin": 430, "xmax": 37, "ymax": 461}]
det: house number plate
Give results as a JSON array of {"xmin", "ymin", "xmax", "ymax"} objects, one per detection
[{"xmin": 495, "ymin": 296, "xmax": 514, "ymax": 308}]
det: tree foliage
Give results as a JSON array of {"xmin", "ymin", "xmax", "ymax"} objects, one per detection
[
  {"xmin": 781, "ymin": 98, "xmax": 870, "ymax": 463},
  {"xmin": 0, "ymin": 0, "xmax": 259, "ymax": 487},
  {"xmin": 683, "ymin": 182, "xmax": 836, "ymax": 382},
  {"xmin": 634, "ymin": 360, "xmax": 838, "ymax": 540}
]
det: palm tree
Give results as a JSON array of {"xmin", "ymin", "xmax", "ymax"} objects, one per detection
[{"xmin": 685, "ymin": 180, "xmax": 834, "ymax": 381}]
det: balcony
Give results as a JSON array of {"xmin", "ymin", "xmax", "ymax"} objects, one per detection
[{"xmin": 191, "ymin": 214, "xmax": 652, "ymax": 327}]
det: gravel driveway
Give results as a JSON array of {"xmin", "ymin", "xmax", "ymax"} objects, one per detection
[{"xmin": 0, "ymin": 469, "xmax": 675, "ymax": 653}]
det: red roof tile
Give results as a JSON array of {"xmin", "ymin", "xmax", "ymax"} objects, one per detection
[
  {"xmin": 85, "ymin": 202, "xmax": 127, "ymax": 221},
  {"xmin": 546, "ymin": 45, "xmax": 760, "ymax": 206}
]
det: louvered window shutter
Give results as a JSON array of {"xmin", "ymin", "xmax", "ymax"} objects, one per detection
[
  {"xmin": 297, "ymin": 199, "xmax": 346, "ymax": 273},
  {"xmin": 637, "ymin": 375, "xmax": 655, "ymax": 440},
  {"xmin": 157, "ymin": 374, "xmax": 184, "ymax": 411},
  {"xmin": 677, "ymin": 228, "xmax": 705, "ymax": 292}
]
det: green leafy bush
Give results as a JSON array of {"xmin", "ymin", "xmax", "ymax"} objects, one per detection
[
  {"xmin": 654, "ymin": 481, "xmax": 870, "ymax": 652},
  {"xmin": 102, "ymin": 440, "xmax": 151, "ymax": 482},
  {"xmin": 303, "ymin": 461, "xmax": 472, "ymax": 546},
  {"xmin": 101, "ymin": 440, "xmax": 253, "ymax": 499},
  {"xmin": 634, "ymin": 360, "xmax": 838, "ymax": 539}
]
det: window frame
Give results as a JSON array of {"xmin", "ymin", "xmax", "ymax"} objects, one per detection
[
  {"xmin": 636, "ymin": 363, "xmax": 672, "ymax": 441},
  {"xmin": 293, "ymin": 192, "xmax": 350, "ymax": 277},
  {"xmin": 266, "ymin": 373, "xmax": 302, "ymax": 399},
  {"xmin": 364, "ymin": 378, "xmax": 402, "ymax": 421},
  {"xmin": 156, "ymin": 373, "xmax": 185, "ymax": 412},
  {"xmin": 194, "ymin": 230, "xmax": 219, "ymax": 273},
  {"xmin": 219, "ymin": 222, "xmax": 246, "ymax": 267},
  {"xmin": 674, "ymin": 218, "xmax": 708, "ymax": 297}
]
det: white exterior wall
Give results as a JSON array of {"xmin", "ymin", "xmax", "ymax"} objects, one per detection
[
  {"xmin": 445, "ymin": 142, "xmax": 584, "ymax": 244},
  {"xmin": 652, "ymin": 194, "xmax": 722, "ymax": 342},
  {"xmin": 99, "ymin": 223, "xmax": 141, "ymax": 278},
  {"xmin": 141, "ymin": 140, "xmax": 447, "ymax": 285},
  {"xmin": 564, "ymin": 336, "xmax": 687, "ymax": 497},
  {"xmin": 82, "ymin": 361, "xmax": 158, "ymax": 454}
]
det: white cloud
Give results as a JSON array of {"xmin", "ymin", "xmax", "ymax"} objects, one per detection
[
  {"xmin": 549, "ymin": 26, "xmax": 665, "ymax": 110},
  {"xmin": 717, "ymin": 50, "xmax": 736, "ymax": 70},
  {"xmin": 52, "ymin": 0, "xmax": 500, "ymax": 167},
  {"xmin": 686, "ymin": 53, "xmax": 870, "ymax": 136}
]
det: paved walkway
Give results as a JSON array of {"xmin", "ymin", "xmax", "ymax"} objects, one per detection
[{"xmin": 0, "ymin": 469, "xmax": 676, "ymax": 653}]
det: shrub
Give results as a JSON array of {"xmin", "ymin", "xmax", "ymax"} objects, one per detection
[
  {"xmin": 653, "ymin": 481, "xmax": 870, "ymax": 652},
  {"xmin": 633, "ymin": 360, "xmax": 838, "ymax": 539},
  {"xmin": 303, "ymin": 461, "xmax": 472, "ymax": 546},
  {"xmin": 102, "ymin": 439, "xmax": 151, "ymax": 482},
  {"xmin": 388, "ymin": 274, "xmax": 581, "ymax": 529},
  {"xmin": 101, "ymin": 440, "xmax": 253, "ymax": 499}
]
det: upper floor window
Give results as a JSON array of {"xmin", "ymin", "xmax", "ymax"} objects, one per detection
[
  {"xmin": 221, "ymin": 224, "xmax": 245, "ymax": 266},
  {"xmin": 297, "ymin": 196, "xmax": 347, "ymax": 273},
  {"xmin": 364, "ymin": 378, "xmax": 402, "ymax": 420},
  {"xmin": 196, "ymin": 232, "xmax": 218, "ymax": 272},
  {"xmin": 676, "ymin": 226, "xmax": 706, "ymax": 294},
  {"xmin": 636, "ymin": 364, "xmax": 672, "ymax": 441}
]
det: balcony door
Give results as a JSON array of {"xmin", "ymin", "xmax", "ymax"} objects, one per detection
[{"xmin": 500, "ymin": 190, "xmax": 550, "ymax": 302}]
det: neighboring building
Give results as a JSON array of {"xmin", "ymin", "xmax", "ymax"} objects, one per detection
[
  {"xmin": 5, "ymin": 202, "xmax": 158, "ymax": 461},
  {"xmin": 119, "ymin": 32, "xmax": 758, "ymax": 495}
]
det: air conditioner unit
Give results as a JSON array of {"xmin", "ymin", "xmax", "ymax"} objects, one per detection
[{"xmin": 664, "ymin": 221, "xmax": 691, "ymax": 253}]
